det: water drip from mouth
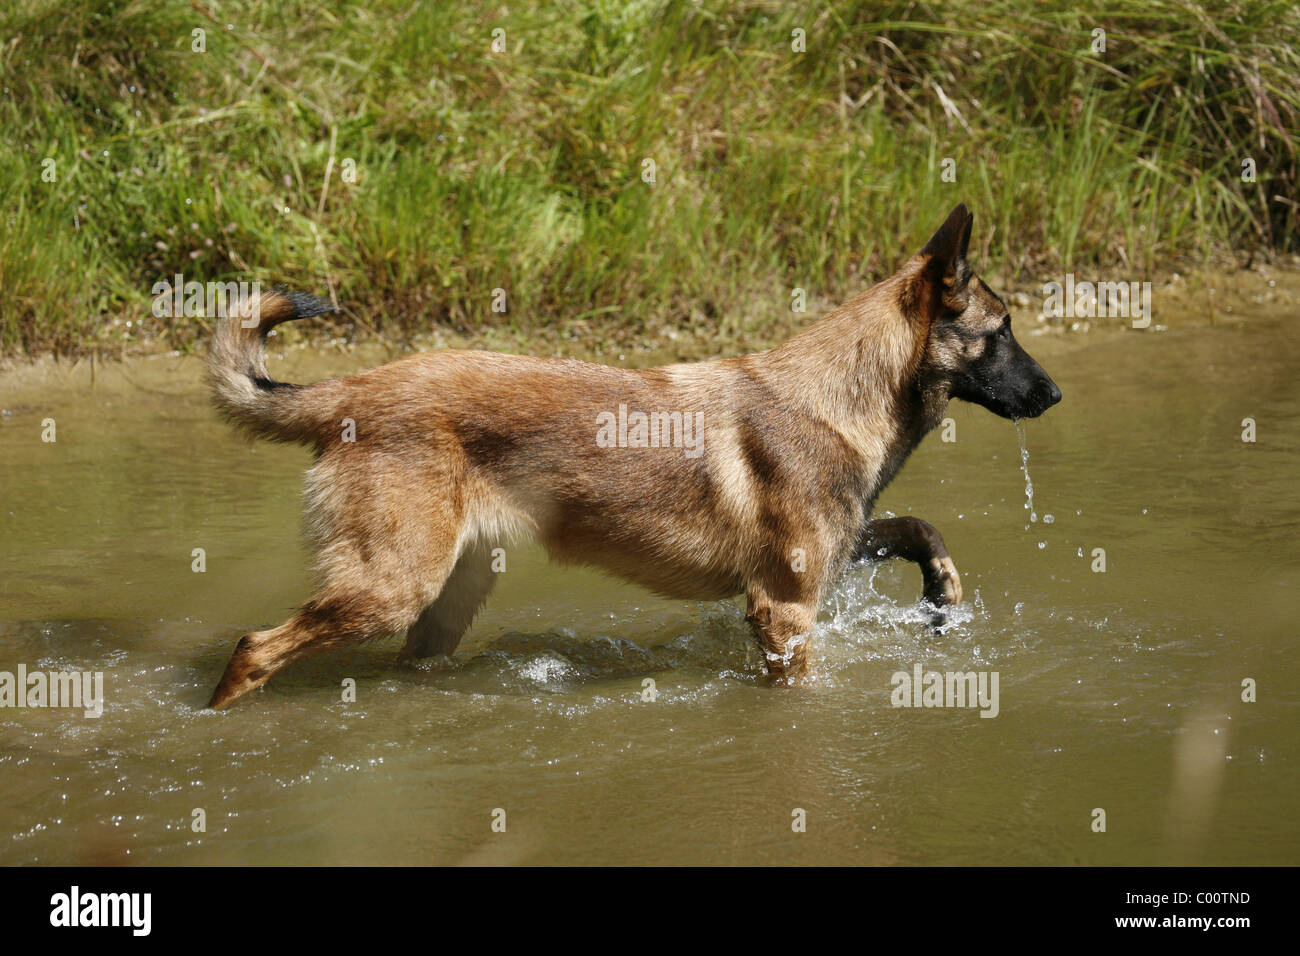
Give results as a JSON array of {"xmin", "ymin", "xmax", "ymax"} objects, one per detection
[{"xmin": 1016, "ymin": 420, "xmax": 1038, "ymax": 529}]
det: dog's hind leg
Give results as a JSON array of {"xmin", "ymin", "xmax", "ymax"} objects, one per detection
[
  {"xmin": 207, "ymin": 587, "xmax": 430, "ymax": 710},
  {"xmin": 855, "ymin": 516, "xmax": 962, "ymax": 607},
  {"xmin": 399, "ymin": 540, "xmax": 499, "ymax": 661},
  {"xmin": 208, "ymin": 479, "xmax": 466, "ymax": 709}
]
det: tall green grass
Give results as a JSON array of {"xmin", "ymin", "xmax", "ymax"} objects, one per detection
[{"xmin": 1, "ymin": 0, "xmax": 1296, "ymax": 355}]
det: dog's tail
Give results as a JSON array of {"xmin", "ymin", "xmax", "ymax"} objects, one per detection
[{"xmin": 206, "ymin": 289, "xmax": 338, "ymax": 444}]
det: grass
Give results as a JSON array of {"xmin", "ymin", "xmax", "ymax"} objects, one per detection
[{"xmin": 0, "ymin": 0, "xmax": 1297, "ymax": 356}]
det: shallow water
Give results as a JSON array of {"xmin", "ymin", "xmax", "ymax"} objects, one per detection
[{"xmin": 1, "ymin": 307, "xmax": 1298, "ymax": 865}]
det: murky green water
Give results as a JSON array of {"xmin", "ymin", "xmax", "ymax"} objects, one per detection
[{"xmin": 2, "ymin": 302, "xmax": 1298, "ymax": 865}]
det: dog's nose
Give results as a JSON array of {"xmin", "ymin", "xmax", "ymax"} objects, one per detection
[{"xmin": 1030, "ymin": 378, "xmax": 1061, "ymax": 415}]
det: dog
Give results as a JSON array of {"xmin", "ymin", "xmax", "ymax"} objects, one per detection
[{"xmin": 205, "ymin": 203, "xmax": 1061, "ymax": 709}]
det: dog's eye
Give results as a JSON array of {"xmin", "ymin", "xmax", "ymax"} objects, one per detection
[{"xmin": 997, "ymin": 319, "xmax": 1011, "ymax": 341}]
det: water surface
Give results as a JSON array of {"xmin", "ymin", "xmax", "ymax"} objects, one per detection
[{"xmin": 1, "ymin": 301, "xmax": 1297, "ymax": 865}]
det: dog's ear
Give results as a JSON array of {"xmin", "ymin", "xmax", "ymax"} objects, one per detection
[
  {"xmin": 921, "ymin": 203, "xmax": 973, "ymax": 268},
  {"xmin": 914, "ymin": 203, "xmax": 974, "ymax": 319}
]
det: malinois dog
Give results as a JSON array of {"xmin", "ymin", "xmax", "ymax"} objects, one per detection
[{"xmin": 206, "ymin": 203, "xmax": 1061, "ymax": 709}]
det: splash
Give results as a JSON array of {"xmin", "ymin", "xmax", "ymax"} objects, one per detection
[{"xmin": 823, "ymin": 569, "xmax": 975, "ymax": 648}]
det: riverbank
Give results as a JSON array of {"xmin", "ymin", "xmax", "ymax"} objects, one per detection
[
  {"xmin": 3, "ymin": 0, "xmax": 1296, "ymax": 357},
  {"xmin": 2, "ymin": 262, "xmax": 1297, "ymax": 382}
]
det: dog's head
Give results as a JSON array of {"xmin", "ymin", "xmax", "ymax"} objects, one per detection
[{"xmin": 909, "ymin": 203, "xmax": 1061, "ymax": 420}]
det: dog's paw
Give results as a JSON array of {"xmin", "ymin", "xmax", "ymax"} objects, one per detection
[{"xmin": 922, "ymin": 555, "xmax": 963, "ymax": 608}]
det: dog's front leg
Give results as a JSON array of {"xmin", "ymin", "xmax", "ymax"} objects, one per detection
[
  {"xmin": 745, "ymin": 587, "xmax": 818, "ymax": 683},
  {"xmin": 856, "ymin": 517, "xmax": 962, "ymax": 607}
]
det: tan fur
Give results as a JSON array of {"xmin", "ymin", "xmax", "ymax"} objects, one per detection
[{"xmin": 206, "ymin": 205, "xmax": 1050, "ymax": 708}]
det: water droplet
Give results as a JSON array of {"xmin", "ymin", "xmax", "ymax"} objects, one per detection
[{"xmin": 1015, "ymin": 422, "xmax": 1038, "ymax": 529}]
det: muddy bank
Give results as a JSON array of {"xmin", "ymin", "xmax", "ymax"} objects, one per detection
[{"xmin": 4, "ymin": 263, "xmax": 1298, "ymax": 374}]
